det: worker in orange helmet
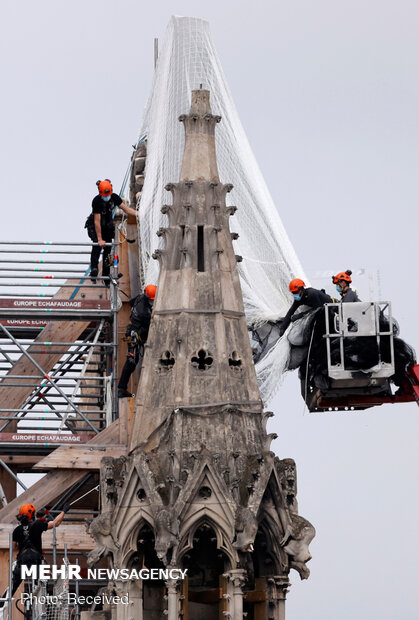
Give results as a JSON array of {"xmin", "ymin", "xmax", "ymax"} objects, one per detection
[
  {"xmin": 86, "ymin": 179, "xmax": 138, "ymax": 285},
  {"xmin": 118, "ymin": 284, "xmax": 157, "ymax": 398},
  {"xmin": 332, "ymin": 270, "xmax": 361, "ymax": 302},
  {"xmin": 10, "ymin": 503, "xmax": 67, "ymax": 595},
  {"xmin": 278, "ymin": 278, "xmax": 333, "ymax": 337}
]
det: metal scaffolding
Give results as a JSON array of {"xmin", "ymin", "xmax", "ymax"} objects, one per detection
[
  {"xmin": 0, "ymin": 532, "xmax": 86, "ymax": 620},
  {"xmin": 0, "ymin": 241, "xmax": 119, "ymax": 456}
]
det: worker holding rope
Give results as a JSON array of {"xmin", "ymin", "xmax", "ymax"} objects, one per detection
[
  {"xmin": 118, "ymin": 284, "xmax": 157, "ymax": 398},
  {"xmin": 10, "ymin": 503, "xmax": 67, "ymax": 596},
  {"xmin": 279, "ymin": 279, "xmax": 334, "ymax": 337},
  {"xmin": 85, "ymin": 179, "xmax": 137, "ymax": 284}
]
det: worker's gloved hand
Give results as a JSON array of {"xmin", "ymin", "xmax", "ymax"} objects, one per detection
[{"xmin": 61, "ymin": 503, "xmax": 71, "ymax": 514}]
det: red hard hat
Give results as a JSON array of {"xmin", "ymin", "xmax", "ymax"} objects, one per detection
[
  {"xmin": 144, "ymin": 284, "xmax": 157, "ymax": 300},
  {"xmin": 289, "ymin": 278, "xmax": 306, "ymax": 293},
  {"xmin": 332, "ymin": 270, "xmax": 352, "ymax": 284},
  {"xmin": 97, "ymin": 179, "xmax": 113, "ymax": 196},
  {"xmin": 19, "ymin": 504, "xmax": 36, "ymax": 519}
]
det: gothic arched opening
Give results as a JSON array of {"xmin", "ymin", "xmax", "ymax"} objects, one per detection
[
  {"xmin": 136, "ymin": 522, "xmax": 166, "ymax": 619},
  {"xmin": 238, "ymin": 521, "xmax": 286, "ymax": 618},
  {"xmin": 253, "ymin": 521, "xmax": 280, "ymax": 577},
  {"xmin": 181, "ymin": 522, "xmax": 230, "ymax": 619}
]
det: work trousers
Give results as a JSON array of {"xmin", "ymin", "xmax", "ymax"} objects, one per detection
[
  {"xmin": 12, "ymin": 548, "xmax": 43, "ymax": 595},
  {"xmin": 118, "ymin": 334, "xmax": 144, "ymax": 391},
  {"xmin": 90, "ymin": 244, "xmax": 112, "ymax": 278}
]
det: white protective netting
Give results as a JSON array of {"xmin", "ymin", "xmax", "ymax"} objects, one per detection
[{"xmin": 134, "ymin": 16, "xmax": 308, "ymax": 403}]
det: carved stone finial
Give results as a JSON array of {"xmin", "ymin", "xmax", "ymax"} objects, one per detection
[{"xmin": 179, "ymin": 90, "xmax": 220, "ymax": 182}]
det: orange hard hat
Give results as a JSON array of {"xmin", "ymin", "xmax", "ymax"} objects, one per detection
[
  {"xmin": 144, "ymin": 284, "xmax": 157, "ymax": 300},
  {"xmin": 332, "ymin": 270, "xmax": 352, "ymax": 284},
  {"xmin": 97, "ymin": 179, "xmax": 113, "ymax": 196},
  {"xmin": 289, "ymin": 278, "xmax": 306, "ymax": 293},
  {"xmin": 19, "ymin": 504, "xmax": 36, "ymax": 519}
]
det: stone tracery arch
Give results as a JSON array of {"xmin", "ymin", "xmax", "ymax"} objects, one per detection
[{"xmin": 178, "ymin": 515, "xmax": 235, "ymax": 569}]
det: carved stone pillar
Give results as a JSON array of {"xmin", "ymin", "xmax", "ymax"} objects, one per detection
[
  {"xmin": 126, "ymin": 578, "xmax": 143, "ymax": 620},
  {"xmin": 224, "ymin": 569, "xmax": 247, "ymax": 619},
  {"xmin": 112, "ymin": 579, "xmax": 143, "ymax": 620},
  {"xmin": 165, "ymin": 578, "xmax": 179, "ymax": 620},
  {"xmin": 266, "ymin": 576, "xmax": 290, "ymax": 620}
]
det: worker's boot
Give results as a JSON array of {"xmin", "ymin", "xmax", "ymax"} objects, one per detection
[{"xmin": 118, "ymin": 388, "xmax": 135, "ymax": 398}]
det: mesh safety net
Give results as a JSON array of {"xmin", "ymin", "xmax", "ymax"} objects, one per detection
[{"xmin": 134, "ymin": 16, "xmax": 308, "ymax": 403}]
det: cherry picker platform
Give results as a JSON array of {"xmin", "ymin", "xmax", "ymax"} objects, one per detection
[{"xmin": 303, "ymin": 301, "xmax": 418, "ymax": 412}]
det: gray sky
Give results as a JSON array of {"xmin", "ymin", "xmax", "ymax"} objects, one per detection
[{"xmin": 2, "ymin": 1, "xmax": 418, "ymax": 618}]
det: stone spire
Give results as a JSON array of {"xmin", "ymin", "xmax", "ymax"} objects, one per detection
[
  {"xmin": 87, "ymin": 90, "xmax": 314, "ymax": 620},
  {"xmin": 129, "ymin": 89, "xmax": 261, "ymax": 450},
  {"xmin": 179, "ymin": 89, "xmax": 221, "ymax": 182}
]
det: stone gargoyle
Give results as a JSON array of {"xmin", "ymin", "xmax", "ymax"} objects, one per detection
[
  {"xmin": 280, "ymin": 513, "xmax": 315, "ymax": 580},
  {"xmin": 87, "ymin": 511, "xmax": 120, "ymax": 567},
  {"xmin": 233, "ymin": 505, "xmax": 258, "ymax": 552},
  {"xmin": 102, "ymin": 456, "xmax": 127, "ymax": 508},
  {"xmin": 154, "ymin": 508, "xmax": 180, "ymax": 566}
]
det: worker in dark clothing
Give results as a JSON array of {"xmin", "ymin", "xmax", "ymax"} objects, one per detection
[
  {"xmin": 87, "ymin": 179, "xmax": 137, "ymax": 284},
  {"xmin": 332, "ymin": 270, "xmax": 361, "ymax": 302},
  {"xmin": 118, "ymin": 284, "xmax": 157, "ymax": 398},
  {"xmin": 10, "ymin": 503, "xmax": 67, "ymax": 596},
  {"xmin": 279, "ymin": 279, "xmax": 333, "ymax": 337}
]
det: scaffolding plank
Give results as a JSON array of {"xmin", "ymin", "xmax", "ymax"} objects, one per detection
[
  {"xmin": 0, "ymin": 298, "xmax": 111, "ymax": 321},
  {"xmin": 33, "ymin": 445, "xmax": 127, "ymax": 470},
  {"xmin": 0, "ymin": 523, "xmax": 95, "ymax": 550},
  {"xmin": 0, "ymin": 468, "xmax": 86, "ymax": 521},
  {"xmin": 0, "ymin": 454, "xmax": 42, "ymax": 465},
  {"xmin": 0, "ymin": 432, "xmax": 95, "ymax": 446}
]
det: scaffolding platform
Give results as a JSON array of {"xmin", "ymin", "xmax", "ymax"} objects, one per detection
[{"xmin": 0, "ymin": 241, "xmax": 119, "ymax": 460}]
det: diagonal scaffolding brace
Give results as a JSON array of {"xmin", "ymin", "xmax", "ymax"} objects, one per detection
[
  {"xmin": 59, "ymin": 319, "xmax": 106, "ymax": 431},
  {"xmin": 0, "ymin": 323, "xmax": 99, "ymax": 434}
]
